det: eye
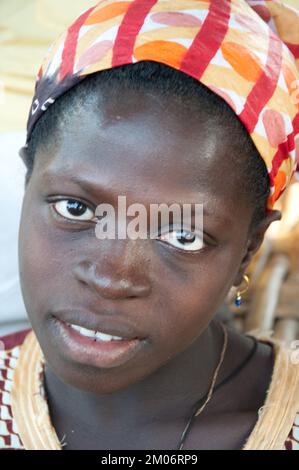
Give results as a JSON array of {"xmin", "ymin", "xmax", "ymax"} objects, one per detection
[
  {"xmin": 158, "ymin": 229, "xmax": 205, "ymax": 252},
  {"xmin": 53, "ymin": 199, "xmax": 95, "ymax": 221}
]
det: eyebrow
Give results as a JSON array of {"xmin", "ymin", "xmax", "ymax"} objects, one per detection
[
  {"xmin": 42, "ymin": 171, "xmax": 113, "ymax": 200},
  {"xmin": 41, "ymin": 171, "xmax": 233, "ymax": 227}
]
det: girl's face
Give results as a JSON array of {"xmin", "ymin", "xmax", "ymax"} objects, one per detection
[{"xmin": 19, "ymin": 88, "xmax": 257, "ymax": 393}]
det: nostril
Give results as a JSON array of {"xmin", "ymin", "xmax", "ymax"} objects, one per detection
[
  {"xmin": 73, "ymin": 262, "xmax": 151, "ymax": 299},
  {"xmin": 89, "ymin": 277, "xmax": 151, "ymax": 300}
]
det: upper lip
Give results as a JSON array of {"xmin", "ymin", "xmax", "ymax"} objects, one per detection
[{"xmin": 53, "ymin": 311, "xmax": 145, "ymax": 340}]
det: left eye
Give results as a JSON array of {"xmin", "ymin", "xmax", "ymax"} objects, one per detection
[
  {"xmin": 53, "ymin": 199, "xmax": 95, "ymax": 221},
  {"xmin": 158, "ymin": 229, "xmax": 204, "ymax": 252}
]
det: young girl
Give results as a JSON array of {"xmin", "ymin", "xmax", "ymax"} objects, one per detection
[{"xmin": 1, "ymin": 0, "xmax": 299, "ymax": 450}]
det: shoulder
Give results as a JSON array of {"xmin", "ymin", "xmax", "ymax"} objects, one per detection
[
  {"xmin": 0, "ymin": 329, "xmax": 31, "ymax": 450},
  {"xmin": 242, "ymin": 332, "xmax": 299, "ymax": 450},
  {"xmin": 210, "ymin": 324, "xmax": 299, "ymax": 450}
]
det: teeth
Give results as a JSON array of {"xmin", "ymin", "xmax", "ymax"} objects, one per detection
[
  {"xmin": 95, "ymin": 331, "xmax": 123, "ymax": 342},
  {"xmin": 69, "ymin": 323, "xmax": 124, "ymax": 341},
  {"xmin": 79, "ymin": 327, "xmax": 95, "ymax": 338},
  {"xmin": 70, "ymin": 324, "xmax": 81, "ymax": 332}
]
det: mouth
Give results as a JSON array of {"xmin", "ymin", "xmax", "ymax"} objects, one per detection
[
  {"xmin": 68, "ymin": 322, "xmax": 139, "ymax": 341},
  {"xmin": 52, "ymin": 317, "xmax": 147, "ymax": 369}
]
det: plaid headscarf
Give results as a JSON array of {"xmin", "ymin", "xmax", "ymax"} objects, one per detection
[{"xmin": 25, "ymin": 0, "xmax": 299, "ymax": 210}]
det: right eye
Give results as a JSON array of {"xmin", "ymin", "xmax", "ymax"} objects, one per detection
[
  {"xmin": 158, "ymin": 228, "xmax": 205, "ymax": 252},
  {"xmin": 52, "ymin": 199, "xmax": 95, "ymax": 221}
]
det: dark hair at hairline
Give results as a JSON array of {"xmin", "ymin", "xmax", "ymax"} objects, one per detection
[{"xmin": 25, "ymin": 61, "xmax": 270, "ymax": 233}]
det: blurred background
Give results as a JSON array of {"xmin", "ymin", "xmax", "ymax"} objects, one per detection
[{"xmin": 1, "ymin": 0, "xmax": 299, "ymax": 342}]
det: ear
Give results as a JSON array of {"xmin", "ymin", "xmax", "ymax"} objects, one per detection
[
  {"xmin": 18, "ymin": 146, "xmax": 29, "ymax": 168},
  {"xmin": 232, "ymin": 209, "xmax": 282, "ymax": 287},
  {"xmin": 18, "ymin": 146, "xmax": 32, "ymax": 187}
]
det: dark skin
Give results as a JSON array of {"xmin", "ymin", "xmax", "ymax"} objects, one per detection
[{"xmin": 19, "ymin": 88, "xmax": 280, "ymax": 450}]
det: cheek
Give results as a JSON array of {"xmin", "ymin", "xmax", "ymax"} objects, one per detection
[
  {"xmin": 152, "ymin": 247, "xmax": 241, "ymax": 354},
  {"xmin": 18, "ymin": 194, "xmax": 71, "ymax": 326}
]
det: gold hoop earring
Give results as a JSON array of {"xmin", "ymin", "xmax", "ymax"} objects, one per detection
[{"xmin": 234, "ymin": 274, "xmax": 250, "ymax": 307}]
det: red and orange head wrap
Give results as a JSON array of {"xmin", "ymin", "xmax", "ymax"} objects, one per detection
[{"xmin": 25, "ymin": 0, "xmax": 299, "ymax": 211}]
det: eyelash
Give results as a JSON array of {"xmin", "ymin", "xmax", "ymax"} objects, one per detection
[
  {"xmin": 156, "ymin": 229, "xmax": 208, "ymax": 254},
  {"xmin": 47, "ymin": 197, "xmax": 96, "ymax": 225},
  {"xmin": 46, "ymin": 197, "xmax": 211, "ymax": 253}
]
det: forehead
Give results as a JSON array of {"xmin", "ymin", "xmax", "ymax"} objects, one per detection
[{"xmin": 35, "ymin": 88, "xmax": 248, "ymax": 217}]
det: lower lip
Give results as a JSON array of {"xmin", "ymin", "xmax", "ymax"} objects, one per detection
[{"xmin": 53, "ymin": 319, "xmax": 145, "ymax": 369}]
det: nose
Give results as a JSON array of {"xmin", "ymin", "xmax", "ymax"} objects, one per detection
[{"xmin": 73, "ymin": 239, "xmax": 152, "ymax": 300}]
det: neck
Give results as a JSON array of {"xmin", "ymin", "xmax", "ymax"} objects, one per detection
[{"xmin": 44, "ymin": 319, "xmax": 225, "ymax": 432}]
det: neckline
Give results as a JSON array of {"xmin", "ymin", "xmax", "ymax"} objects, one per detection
[{"xmin": 10, "ymin": 330, "xmax": 299, "ymax": 450}]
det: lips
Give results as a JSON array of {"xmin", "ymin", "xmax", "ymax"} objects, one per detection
[
  {"xmin": 52, "ymin": 317, "xmax": 146, "ymax": 369},
  {"xmin": 68, "ymin": 324, "xmax": 127, "ymax": 341},
  {"xmin": 51, "ymin": 310, "xmax": 145, "ymax": 341}
]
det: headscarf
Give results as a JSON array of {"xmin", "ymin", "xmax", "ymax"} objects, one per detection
[{"xmin": 24, "ymin": 0, "xmax": 299, "ymax": 211}]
